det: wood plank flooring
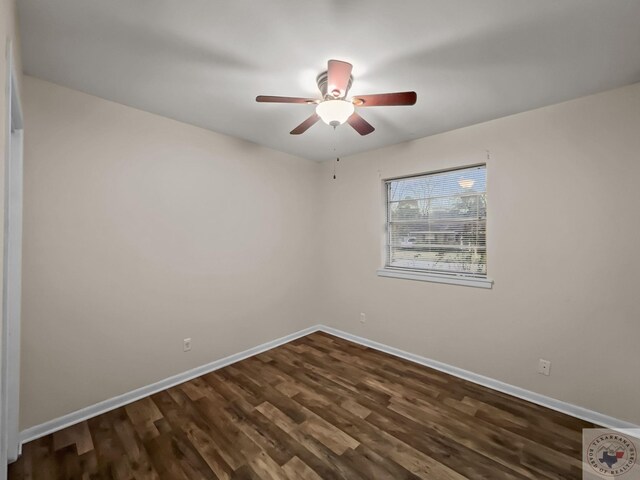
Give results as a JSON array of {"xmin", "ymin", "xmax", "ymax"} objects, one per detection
[{"xmin": 9, "ymin": 332, "xmax": 594, "ymax": 479}]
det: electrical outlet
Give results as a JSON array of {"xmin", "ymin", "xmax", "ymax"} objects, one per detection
[
  {"xmin": 360, "ymin": 313, "xmax": 366, "ymax": 324},
  {"xmin": 183, "ymin": 338, "xmax": 192, "ymax": 352},
  {"xmin": 538, "ymin": 359, "xmax": 551, "ymax": 376}
]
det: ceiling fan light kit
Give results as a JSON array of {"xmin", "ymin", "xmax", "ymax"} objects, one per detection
[
  {"xmin": 316, "ymin": 99, "xmax": 355, "ymax": 126},
  {"xmin": 256, "ymin": 59, "xmax": 417, "ymax": 136}
]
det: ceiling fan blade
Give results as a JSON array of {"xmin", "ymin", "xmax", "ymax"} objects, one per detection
[
  {"xmin": 290, "ymin": 113, "xmax": 321, "ymax": 135},
  {"xmin": 256, "ymin": 95, "xmax": 317, "ymax": 104},
  {"xmin": 352, "ymin": 91, "xmax": 417, "ymax": 107},
  {"xmin": 347, "ymin": 112, "xmax": 375, "ymax": 136},
  {"xmin": 327, "ymin": 60, "xmax": 353, "ymax": 97}
]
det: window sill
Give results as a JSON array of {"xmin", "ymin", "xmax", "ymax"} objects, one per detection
[{"xmin": 376, "ymin": 268, "xmax": 493, "ymax": 289}]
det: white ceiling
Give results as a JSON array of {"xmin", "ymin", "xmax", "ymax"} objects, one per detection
[{"xmin": 18, "ymin": 0, "xmax": 640, "ymax": 161}]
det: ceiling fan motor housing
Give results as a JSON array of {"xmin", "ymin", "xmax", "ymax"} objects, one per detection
[{"xmin": 316, "ymin": 70, "xmax": 354, "ymax": 99}]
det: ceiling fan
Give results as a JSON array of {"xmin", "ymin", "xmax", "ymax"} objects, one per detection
[{"xmin": 256, "ymin": 59, "xmax": 417, "ymax": 136}]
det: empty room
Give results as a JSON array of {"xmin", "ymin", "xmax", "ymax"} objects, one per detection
[{"xmin": 1, "ymin": 1, "xmax": 640, "ymax": 479}]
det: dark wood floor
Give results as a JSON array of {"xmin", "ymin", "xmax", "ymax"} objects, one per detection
[{"xmin": 9, "ymin": 332, "xmax": 594, "ymax": 479}]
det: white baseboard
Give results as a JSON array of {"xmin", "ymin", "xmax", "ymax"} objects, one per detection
[
  {"xmin": 19, "ymin": 323, "xmax": 637, "ymax": 448},
  {"xmin": 317, "ymin": 325, "xmax": 639, "ymax": 431},
  {"xmin": 19, "ymin": 325, "xmax": 322, "ymax": 445}
]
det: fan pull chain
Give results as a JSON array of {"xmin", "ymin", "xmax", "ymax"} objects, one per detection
[{"xmin": 332, "ymin": 128, "xmax": 340, "ymax": 180}]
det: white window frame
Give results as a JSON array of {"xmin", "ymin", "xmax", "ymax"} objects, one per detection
[{"xmin": 377, "ymin": 165, "xmax": 493, "ymax": 289}]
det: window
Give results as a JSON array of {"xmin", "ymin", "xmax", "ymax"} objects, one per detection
[{"xmin": 383, "ymin": 165, "xmax": 488, "ymax": 283}]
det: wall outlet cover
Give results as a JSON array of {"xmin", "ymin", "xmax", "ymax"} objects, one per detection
[{"xmin": 538, "ymin": 359, "xmax": 551, "ymax": 376}]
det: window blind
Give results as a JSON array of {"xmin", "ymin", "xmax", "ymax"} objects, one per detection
[{"xmin": 386, "ymin": 165, "xmax": 487, "ymax": 277}]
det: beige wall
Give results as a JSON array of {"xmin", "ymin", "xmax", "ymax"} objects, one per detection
[
  {"xmin": 20, "ymin": 73, "xmax": 640, "ymax": 429},
  {"xmin": 20, "ymin": 76, "xmax": 322, "ymax": 429},
  {"xmin": 318, "ymin": 83, "xmax": 640, "ymax": 425}
]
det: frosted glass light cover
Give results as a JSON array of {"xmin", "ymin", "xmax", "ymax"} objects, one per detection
[{"xmin": 316, "ymin": 100, "xmax": 355, "ymax": 126}]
